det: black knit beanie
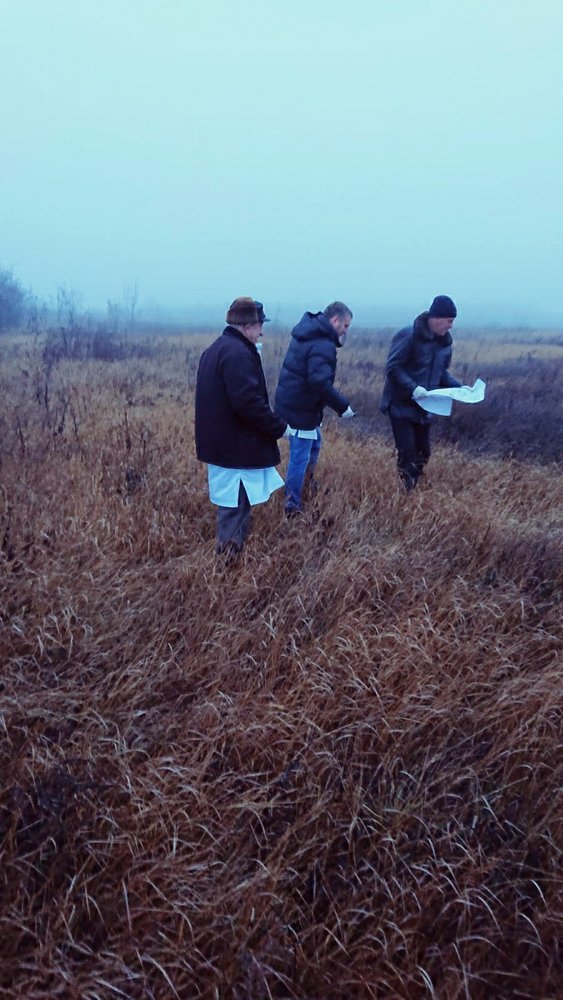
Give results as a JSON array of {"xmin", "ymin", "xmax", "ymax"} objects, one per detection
[{"xmin": 428, "ymin": 295, "xmax": 457, "ymax": 318}]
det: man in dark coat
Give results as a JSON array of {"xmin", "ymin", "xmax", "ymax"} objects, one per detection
[
  {"xmin": 380, "ymin": 294, "xmax": 461, "ymax": 490},
  {"xmin": 275, "ymin": 301, "xmax": 355, "ymax": 515},
  {"xmin": 195, "ymin": 296, "xmax": 287, "ymax": 557}
]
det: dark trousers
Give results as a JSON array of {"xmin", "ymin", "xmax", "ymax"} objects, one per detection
[
  {"xmin": 216, "ymin": 482, "xmax": 251, "ymax": 554},
  {"xmin": 389, "ymin": 417, "xmax": 431, "ymax": 490}
]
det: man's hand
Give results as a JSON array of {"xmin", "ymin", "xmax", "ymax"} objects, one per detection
[
  {"xmin": 412, "ymin": 386, "xmax": 428, "ymax": 400},
  {"xmin": 341, "ymin": 406, "xmax": 356, "ymax": 418}
]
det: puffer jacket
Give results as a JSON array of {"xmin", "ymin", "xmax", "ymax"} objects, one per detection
[
  {"xmin": 274, "ymin": 312, "xmax": 350, "ymax": 429},
  {"xmin": 380, "ymin": 312, "xmax": 461, "ymax": 422},
  {"xmin": 195, "ymin": 326, "xmax": 287, "ymax": 469}
]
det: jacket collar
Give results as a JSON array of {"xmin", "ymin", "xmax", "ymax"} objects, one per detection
[
  {"xmin": 413, "ymin": 312, "xmax": 453, "ymax": 347},
  {"xmin": 292, "ymin": 311, "xmax": 340, "ymax": 346},
  {"xmin": 223, "ymin": 325, "xmax": 257, "ymax": 352}
]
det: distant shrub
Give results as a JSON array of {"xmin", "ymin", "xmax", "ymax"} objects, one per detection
[
  {"xmin": 0, "ymin": 266, "xmax": 26, "ymax": 330},
  {"xmin": 42, "ymin": 323, "xmax": 125, "ymax": 366}
]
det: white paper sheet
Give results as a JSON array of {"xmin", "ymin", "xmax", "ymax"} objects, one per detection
[{"xmin": 413, "ymin": 378, "xmax": 486, "ymax": 416}]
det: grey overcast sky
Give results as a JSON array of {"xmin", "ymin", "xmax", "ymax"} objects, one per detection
[{"xmin": 1, "ymin": 0, "xmax": 562, "ymax": 325}]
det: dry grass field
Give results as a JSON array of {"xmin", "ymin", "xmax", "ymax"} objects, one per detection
[{"xmin": 1, "ymin": 324, "xmax": 562, "ymax": 999}]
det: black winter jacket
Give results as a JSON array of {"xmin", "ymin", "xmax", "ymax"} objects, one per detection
[
  {"xmin": 195, "ymin": 327, "xmax": 287, "ymax": 469},
  {"xmin": 274, "ymin": 312, "xmax": 350, "ymax": 430},
  {"xmin": 380, "ymin": 313, "xmax": 461, "ymax": 423}
]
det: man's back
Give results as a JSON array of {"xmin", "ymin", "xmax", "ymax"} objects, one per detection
[
  {"xmin": 195, "ymin": 327, "xmax": 284, "ymax": 469},
  {"xmin": 275, "ymin": 312, "xmax": 348, "ymax": 430}
]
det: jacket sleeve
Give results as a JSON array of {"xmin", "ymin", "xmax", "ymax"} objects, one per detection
[
  {"xmin": 439, "ymin": 369, "xmax": 462, "ymax": 389},
  {"xmin": 307, "ymin": 342, "xmax": 349, "ymax": 415},
  {"xmin": 385, "ymin": 329, "xmax": 418, "ymax": 395},
  {"xmin": 221, "ymin": 350, "xmax": 287, "ymax": 439}
]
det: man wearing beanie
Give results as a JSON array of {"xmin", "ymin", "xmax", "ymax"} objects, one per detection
[
  {"xmin": 195, "ymin": 297, "xmax": 288, "ymax": 559},
  {"xmin": 380, "ymin": 295, "xmax": 461, "ymax": 490}
]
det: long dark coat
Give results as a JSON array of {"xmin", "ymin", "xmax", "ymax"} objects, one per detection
[
  {"xmin": 274, "ymin": 312, "xmax": 350, "ymax": 430},
  {"xmin": 195, "ymin": 327, "xmax": 286, "ymax": 469},
  {"xmin": 380, "ymin": 312, "xmax": 461, "ymax": 423}
]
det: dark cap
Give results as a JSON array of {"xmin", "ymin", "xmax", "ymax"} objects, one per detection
[
  {"xmin": 226, "ymin": 296, "xmax": 270, "ymax": 325},
  {"xmin": 428, "ymin": 295, "xmax": 457, "ymax": 318},
  {"xmin": 254, "ymin": 301, "xmax": 270, "ymax": 323}
]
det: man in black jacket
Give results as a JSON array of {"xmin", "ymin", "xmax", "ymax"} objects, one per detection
[
  {"xmin": 380, "ymin": 294, "xmax": 461, "ymax": 490},
  {"xmin": 275, "ymin": 301, "xmax": 355, "ymax": 515},
  {"xmin": 195, "ymin": 297, "xmax": 287, "ymax": 557}
]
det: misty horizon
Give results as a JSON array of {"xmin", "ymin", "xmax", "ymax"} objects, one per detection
[{"xmin": 28, "ymin": 291, "xmax": 562, "ymax": 331}]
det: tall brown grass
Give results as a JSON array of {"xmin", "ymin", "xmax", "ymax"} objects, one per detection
[{"xmin": 0, "ymin": 329, "xmax": 561, "ymax": 999}]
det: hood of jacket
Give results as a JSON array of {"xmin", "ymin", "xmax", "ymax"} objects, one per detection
[
  {"xmin": 413, "ymin": 312, "xmax": 453, "ymax": 348},
  {"xmin": 291, "ymin": 311, "xmax": 341, "ymax": 347}
]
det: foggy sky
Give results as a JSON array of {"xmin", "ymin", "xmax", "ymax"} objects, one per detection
[{"xmin": 2, "ymin": 0, "xmax": 562, "ymax": 326}]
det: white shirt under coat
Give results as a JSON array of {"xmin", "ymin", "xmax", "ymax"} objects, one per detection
[{"xmin": 207, "ymin": 465, "xmax": 283, "ymax": 508}]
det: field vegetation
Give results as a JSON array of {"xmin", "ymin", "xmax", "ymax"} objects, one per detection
[{"xmin": 0, "ymin": 321, "xmax": 561, "ymax": 998}]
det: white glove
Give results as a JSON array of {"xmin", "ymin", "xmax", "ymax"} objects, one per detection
[
  {"xmin": 341, "ymin": 406, "xmax": 355, "ymax": 419},
  {"xmin": 412, "ymin": 386, "xmax": 428, "ymax": 400},
  {"xmin": 282, "ymin": 426, "xmax": 292, "ymax": 438}
]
